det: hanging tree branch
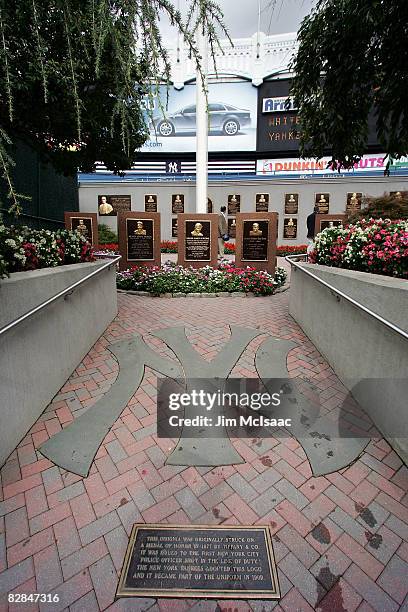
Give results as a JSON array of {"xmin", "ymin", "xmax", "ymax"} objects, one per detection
[{"xmin": 0, "ymin": 0, "xmax": 229, "ymax": 214}]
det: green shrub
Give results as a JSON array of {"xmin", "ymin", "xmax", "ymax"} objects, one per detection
[{"xmin": 98, "ymin": 224, "xmax": 118, "ymax": 244}]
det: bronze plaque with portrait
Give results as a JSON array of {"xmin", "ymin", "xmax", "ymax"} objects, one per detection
[
  {"xmin": 71, "ymin": 217, "xmax": 93, "ymax": 242},
  {"xmin": 207, "ymin": 198, "xmax": 213, "ymax": 213},
  {"xmin": 283, "ymin": 217, "xmax": 298, "ymax": 240},
  {"xmin": 145, "ymin": 194, "xmax": 157, "ymax": 212},
  {"xmin": 228, "ymin": 194, "xmax": 241, "ymax": 215},
  {"xmin": 228, "ymin": 217, "xmax": 237, "ymax": 238},
  {"xmin": 172, "ymin": 218, "xmax": 178, "ymax": 238},
  {"xmin": 126, "ymin": 219, "xmax": 154, "ymax": 261},
  {"xmin": 256, "ymin": 194, "xmax": 269, "ymax": 212},
  {"xmin": 98, "ymin": 195, "xmax": 131, "ymax": 216},
  {"xmin": 346, "ymin": 192, "xmax": 362, "ymax": 212},
  {"xmin": 65, "ymin": 212, "xmax": 98, "ymax": 248},
  {"xmin": 284, "ymin": 193, "xmax": 299, "ymax": 215},
  {"xmin": 242, "ymin": 219, "xmax": 269, "ymax": 261},
  {"xmin": 315, "ymin": 193, "xmax": 330, "ymax": 214},
  {"xmin": 172, "ymin": 194, "xmax": 185, "ymax": 214},
  {"xmin": 390, "ymin": 191, "xmax": 406, "ymax": 200},
  {"xmin": 320, "ymin": 219, "xmax": 344, "ymax": 231},
  {"xmin": 185, "ymin": 220, "xmax": 211, "ymax": 261}
]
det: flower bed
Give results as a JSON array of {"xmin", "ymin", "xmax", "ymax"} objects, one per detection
[
  {"xmin": 0, "ymin": 223, "xmax": 94, "ymax": 278},
  {"xmin": 161, "ymin": 240, "xmax": 236, "ymax": 254},
  {"xmin": 117, "ymin": 260, "xmax": 287, "ymax": 296},
  {"xmin": 95, "ymin": 242, "xmax": 307, "ymax": 257},
  {"xmin": 277, "ymin": 245, "xmax": 308, "ymax": 256},
  {"xmin": 309, "ymin": 218, "xmax": 408, "ymax": 278}
]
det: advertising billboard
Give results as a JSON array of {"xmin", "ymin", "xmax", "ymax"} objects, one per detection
[
  {"xmin": 140, "ymin": 81, "xmax": 257, "ymax": 153},
  {"xmin": 257, "ymin": 79, "xmax": 381, "ymax": 154}
]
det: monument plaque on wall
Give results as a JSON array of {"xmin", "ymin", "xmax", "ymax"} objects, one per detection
[
  {"xmin": 284, "ymin": 193, "xmax": 299, "ymax": 214},
  {"xmin": 235, "ymin": 212, "xmax": 278, "ymax": 275},
  {"xmin": 315, "ymin": 214, "xmax": 347, "ymax": 235},
  {"xmin": 98, "ymin": 195, "xmax": 131, "ymax": 216},
  {"xmin": 116, "ymin": 524, "xmax": 280, "ymax": 600},
  {"xmin": 283, "ymin": 217, "xmax": 298, "ymax": 240},
  {"xmin": 346, "ymin": 192, "xmax": 362, "ymax": 213},
  {"xmin": 172, "ymin": 194, "xmax": 185, "ymax": 214},
  {"xmin": 314, "ymin": 193, "xmax": 330, "ymax": 214},
  {"xmin": 256, "ymin": 193, "xmax": 269, "ymax": 212},
  {"xmin": 171, "ymin": 218, "xmax": 178, "ymax": 238},
  {"xmin": 118, "ymin": 212, "xmax": 161, "ymax": 270},
  {"xmin": 390, "ymin": 191, "xmax": 406, "ymax": 200},
  {"xmin": 64, "ymin": 212, "xmax": 98, "ymax": 248},
  {"xmin": 228, "ymin": 194, "xmax": 241, "ymax": 215},
  {"xmin": 177, "ymin": 213, "xmax": 218, "ymax": 268},
  {"xmin": 145, "ymin": 195, "xmax": 158, "ymax": 212},
  {"xmin": 228, "ymin": 217, "xmax": 236, "ymax": 238}
]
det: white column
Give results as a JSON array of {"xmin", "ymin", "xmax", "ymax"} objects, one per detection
[{"xmin": 195, "ymin": 26, "xmax": 208, "ymax": 213}]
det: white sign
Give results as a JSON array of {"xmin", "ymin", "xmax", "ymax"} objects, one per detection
[
  {"xmin": 262, "ymin": 97, "xmax": 297, "ymax": 113},
  {"xmin": 257, "ymin": 154, "xmax": 389, "ymax": 176}
]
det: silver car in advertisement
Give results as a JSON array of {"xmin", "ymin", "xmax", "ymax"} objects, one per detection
[{"xmin": 152, "ymin": 102, "xmax": 251, "ymax": 137}]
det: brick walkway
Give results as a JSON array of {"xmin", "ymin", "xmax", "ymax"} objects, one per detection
[{"xmin": 1, "ymin": 267, "xmax": 408, "ymax": 612}]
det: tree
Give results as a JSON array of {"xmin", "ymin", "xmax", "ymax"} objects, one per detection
[
  {"xmin": 0, "ymin": 0, "xmax": 228, "ymax": 213},
  {"xmin": 290, "ymin": 0, "xmax": 408, "ymax": 170}
]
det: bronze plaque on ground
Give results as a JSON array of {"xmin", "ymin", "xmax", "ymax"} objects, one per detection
[
  {"xmin": 283, "ymin": 217, "xmax": 298, "ymax": 240},
  {"xmin": 235, "ymin": 212, "xmax": 278, "ymax": 275},
  {"xmin": 284, "ymin": 193, "xmax": 298, "ymax": 215},
  {"xmin": 314, "ymin": 193, "xmax": 330, "ymax": 214},
  {"xmin": 64, "ymin": 212, "xmax": 98, "ymax": 248},
  {"xmin": 315, "ymin": 214, "xmax": 347, "ymax": 235},
  {"xmin": 172, "ymin": 194, "xmax": 185, "ymax": 213},
  {"xmin": 98, "ymin": 195, "xmax": 131, "ymax": 216},
  {"xmin": 177, "ymin": 213, "xmax": 218, "ymax": 268},
  {"xmin": 118, "ymin": 212, "xmax": 161, "ymax": 270},
  {"xmin": 228, "ymin": 217, "xmax": 237, "ymax": 238},
  {"xmin": 145, "ymin": 195, "xmax": 158, "ymax": 212},
  {"xmin": 228, "ymin": 194, "xmax": 241, "ymax": 215},
  {"xmin": 256, "ymin": 193, "xmax": 269, "ymax": 212},
  {"xmin": 172, "ymin": 218, "xmax": 178, "ymax": 238},
  {"xmin": 116, "ymin": 524, "xmax": 280, "ymax": 600}
]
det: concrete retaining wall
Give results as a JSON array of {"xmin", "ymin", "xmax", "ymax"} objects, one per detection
[
  {"xmin": 0, "ymin": 261, "xmax": 117, "ymax": 467},
  {"xmin": 289, "ymin": 263, "xmax": 408, "ymax": 464}
]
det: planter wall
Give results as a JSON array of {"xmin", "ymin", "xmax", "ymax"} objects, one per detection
[
  {"xmin": 0, "ymin": 261, "xmax": 117, "ymax": 467},
  {"xmin": 289, "ymin": 263, "xmax": 408, "ymax": 464}
]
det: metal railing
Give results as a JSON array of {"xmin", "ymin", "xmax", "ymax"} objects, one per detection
[
  {"xmin": 286, "ymin": 254, "xmax": 408, "ymax": 342},
  {"xmin": 0, "ymin": 255, "xmax": 121, "ymax": 339}
]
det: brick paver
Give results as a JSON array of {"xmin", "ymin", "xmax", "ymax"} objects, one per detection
[{"xmin": 1, "ymin": 264, "xmax": 407, "ymax": 611}]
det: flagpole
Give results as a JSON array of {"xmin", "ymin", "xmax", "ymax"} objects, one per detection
[{"xmin": 195, "ymin": 23, "xmax": 208, "ymax": 213}]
